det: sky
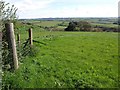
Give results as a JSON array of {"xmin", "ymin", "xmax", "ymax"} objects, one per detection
[{"xmin": 4, "ymin": 0, "xmax": 120, "ymax": 19}]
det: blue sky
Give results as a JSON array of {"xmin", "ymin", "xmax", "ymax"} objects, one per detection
[{"xmin": 5, "ymin": 0, "xmax": 119, "ymax": 19}]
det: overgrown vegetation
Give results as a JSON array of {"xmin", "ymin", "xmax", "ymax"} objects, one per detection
[{"xmin": 1, "ymin": 0, "xmax": 18, "ymax": 71}]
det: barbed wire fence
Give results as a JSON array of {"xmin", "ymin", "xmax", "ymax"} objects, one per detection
[{"xmin": 2, "ymin": 23, "xmax": 36, "ymax": 71}]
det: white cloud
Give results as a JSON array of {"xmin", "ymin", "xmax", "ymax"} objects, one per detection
[
  {"xmin": 4, "ymin": 0, "xmax": 119, "ymax": 18},
  {"xmin": 19, "ymin": 0, "xmax": 54, "ymax": 11},
  {"xmin": 18, "ymin": 5, "xmax": 118, "ymax": 18},
  {"xmin": 5, "ymin": 0, "xmax": 55, "ymax": 18},
  {"xmin": 37, "ymin": 5, "xmax": 117, "ymax": 18},
  {"xmin": 5, "ymin": 0, "xmax": 55, "ymax": 11}
]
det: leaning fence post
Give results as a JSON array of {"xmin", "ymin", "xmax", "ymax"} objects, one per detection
[
  {"xmin": 5, "ymin": 23, "xmax": 19, "ymax": 70},
  {"xmin": 28, "ymin": 28, "xmax": 33, "ymax": 46}
]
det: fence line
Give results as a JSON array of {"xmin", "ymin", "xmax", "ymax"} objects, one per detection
[{"xmin": 4, "ymin": 22, "xmax": 34, "ymax": 70}]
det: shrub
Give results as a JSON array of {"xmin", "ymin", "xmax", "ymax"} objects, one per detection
[{"xmin": 65, "ymin": 21, "xmax": 91, "ymax": 31}]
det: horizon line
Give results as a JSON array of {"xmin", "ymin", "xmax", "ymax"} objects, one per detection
[{"xmin": 19, "ymin": 17, "xmax": 118, "ymax": 19}]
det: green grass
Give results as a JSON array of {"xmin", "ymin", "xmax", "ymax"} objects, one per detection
[
  {"xmin": 33, "ymin": 21, "xmax": 63, "ymax": 27},
  {"xmin": 3, "ymin": 31, "xmax": 119, "ymax": 88}
]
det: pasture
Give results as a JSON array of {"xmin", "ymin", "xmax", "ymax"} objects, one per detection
[{"xmin": 3, "ymin": 29, "xmax": 119, "ymax": 88}]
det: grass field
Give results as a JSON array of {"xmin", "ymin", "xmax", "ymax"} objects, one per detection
[{"xmin": 3, "ymin": 31, "xmax": 119, "ymax": 88}]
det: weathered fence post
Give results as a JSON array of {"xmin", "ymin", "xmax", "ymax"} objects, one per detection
[
  {"xmin": 28, "ymin": 28, "xmax": 33, "ymax": 46},
  {"xmin": 5, "ymin": 23, "xmax": 19, "ymax": 70}
]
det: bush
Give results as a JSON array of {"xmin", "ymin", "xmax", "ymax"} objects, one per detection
[
  {"xmin": 1, "ymin": 1, "xmax": 18, "ymax": 71},
  {"xmin": 65, "ymin": 21, "xmax": 91, "ymax": 31}
]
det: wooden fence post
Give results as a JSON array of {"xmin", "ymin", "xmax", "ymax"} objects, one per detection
[
  {"xmin": 28, "ymin": 28, "xmax": 33, "ymax": 46},
  {"xmin": 5, "ymin": 23, "xmax": 19, "ymax": 70}
]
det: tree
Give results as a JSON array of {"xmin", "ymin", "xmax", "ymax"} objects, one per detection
[
  {"xmin": 65, "ymin": 22, "xmax": 76, "ymax": 31},
  {"xmin": 0, "ymin": 1, "xmax": 18, "ymax": 20},
  {"xmin": 0, "ymin": 0, "xmax": 18, "ymax": 31},
  {"xmin": 65, "ymin": 21, "xmax": 91, "ymax": 31}
]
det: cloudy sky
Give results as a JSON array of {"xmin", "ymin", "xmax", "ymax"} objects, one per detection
[{"xmin": 4, "ymin": 0, "xmax": 119, "ymax": 19}]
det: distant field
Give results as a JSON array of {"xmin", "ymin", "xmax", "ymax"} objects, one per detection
[
  {"xmin": 3, "ymin": 31, "xmax": 119, "ymax": 88},
  {"xmin": 19, "ymin": 18, "xmax": 118, "ymax": 32},
  {"xmin": 28, "ymin": 20, "xmax": 69, "ymax": 27},
  {"xmin": 91, "ymin": 23, "xmax": 118, "ymax": 28},
  {"xmin": 36, "ymin": 21, "xmax": 62, "ymax": 27}
]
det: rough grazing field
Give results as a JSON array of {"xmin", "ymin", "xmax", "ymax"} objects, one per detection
[{"xmin": 3, "ymin": 31, "xmax": 119, "ymax": 88}]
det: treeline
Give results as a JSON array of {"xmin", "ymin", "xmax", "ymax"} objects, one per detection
[{"xmin": 65, "ymin": 21, "xmax": 118, "ymax": 32}]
